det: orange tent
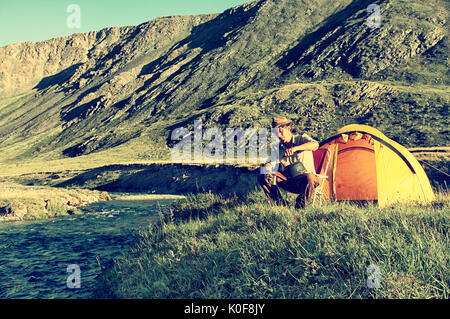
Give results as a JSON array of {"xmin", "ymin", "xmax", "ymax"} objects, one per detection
[{"xmin": 313, "ymin": 124, "xmax": 435, "ymax": 207}]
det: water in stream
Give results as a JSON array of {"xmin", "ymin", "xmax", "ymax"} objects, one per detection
[{"xmin": 0, "ymin": 197, "xmax": 177, "ymax": 299}]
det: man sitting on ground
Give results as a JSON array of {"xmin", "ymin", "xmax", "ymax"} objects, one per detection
[{"xmin": 259, "ymin": 116, "xmax": 320, "ymax": 209}]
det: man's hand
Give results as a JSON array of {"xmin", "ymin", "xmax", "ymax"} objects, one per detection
[
  {"xmin": 284, "ymin": 146, "xmax": 297, "ymax": 157},
  {"xmin": 264, "ymin": 162, "xmax": 273, "ymax": 173},
  {"xmin": 265, "ymin": 173, "xmax": 273, "ymax": 184}
]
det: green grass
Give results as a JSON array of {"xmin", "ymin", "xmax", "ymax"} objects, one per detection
[{"xmin": 95, "ymin": 190, "xmax": 449, "ymax": 299}]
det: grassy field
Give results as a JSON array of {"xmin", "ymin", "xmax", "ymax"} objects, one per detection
[
  {"xmin": 95, "ymin": 189, "xmax": 449, "ymax": 299},
  {"xmin": 0, "ymin": 143, "xmax": 447, "ymax": 297}
]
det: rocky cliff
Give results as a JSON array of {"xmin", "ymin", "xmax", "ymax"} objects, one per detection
[{"xmin": 0, "ymin": 0, "xmax": 448, "ymax": 164}]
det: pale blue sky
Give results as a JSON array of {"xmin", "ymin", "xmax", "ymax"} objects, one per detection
[{"xmin": 0, "ymin": 0, "xmax": 254, "ymax": 47}]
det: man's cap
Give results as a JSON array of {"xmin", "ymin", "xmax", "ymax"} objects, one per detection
[{"xmin": 272, "ymin": 116, "xmax": 292, "ymax": 128}]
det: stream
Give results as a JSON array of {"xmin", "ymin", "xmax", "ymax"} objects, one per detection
[{"xmin": 0, "ymin": 197, "xmax": 178, "ymax": 299}]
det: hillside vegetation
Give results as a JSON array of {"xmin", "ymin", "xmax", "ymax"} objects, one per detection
[{"xmin": 0, "ymin": 0, "xmax": 448, "ymax": 169}]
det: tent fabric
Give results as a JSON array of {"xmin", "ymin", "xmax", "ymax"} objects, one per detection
[{"xmin": 314, "ymin": 124, "xmax": 435, "ymax": 207}]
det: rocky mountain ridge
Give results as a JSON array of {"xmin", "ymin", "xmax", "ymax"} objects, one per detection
[{"xmin": 0, "ymin": 0, "xmax": 448, "ymax": 164}]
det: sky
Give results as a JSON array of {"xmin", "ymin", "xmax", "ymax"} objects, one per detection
[{"xmin": 0, "ymin": 0, "xmax": 254, "ymax": 47}]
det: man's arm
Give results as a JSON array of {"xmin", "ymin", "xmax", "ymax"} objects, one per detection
[
  {"xmin": 295, "ymin": 140, "xmax": 319, "ymax": 152},
  {"xmin": 284, "ymin": 140, "xmax": 319, "ymax": 156}
]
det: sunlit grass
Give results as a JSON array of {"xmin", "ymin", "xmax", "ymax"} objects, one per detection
[{"xmin": 96, "ymin": 190, "xmax": 449, "ymax": 299}]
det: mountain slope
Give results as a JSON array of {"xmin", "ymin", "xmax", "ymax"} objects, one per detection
[{"xmin": 0, "ymin": 0, "xmax": 448, "ymax": 166}]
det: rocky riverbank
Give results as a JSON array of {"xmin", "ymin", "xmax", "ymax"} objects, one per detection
[{"xmin": 0, "ymin": 183, "xmax": 111, "ymax": 221}]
